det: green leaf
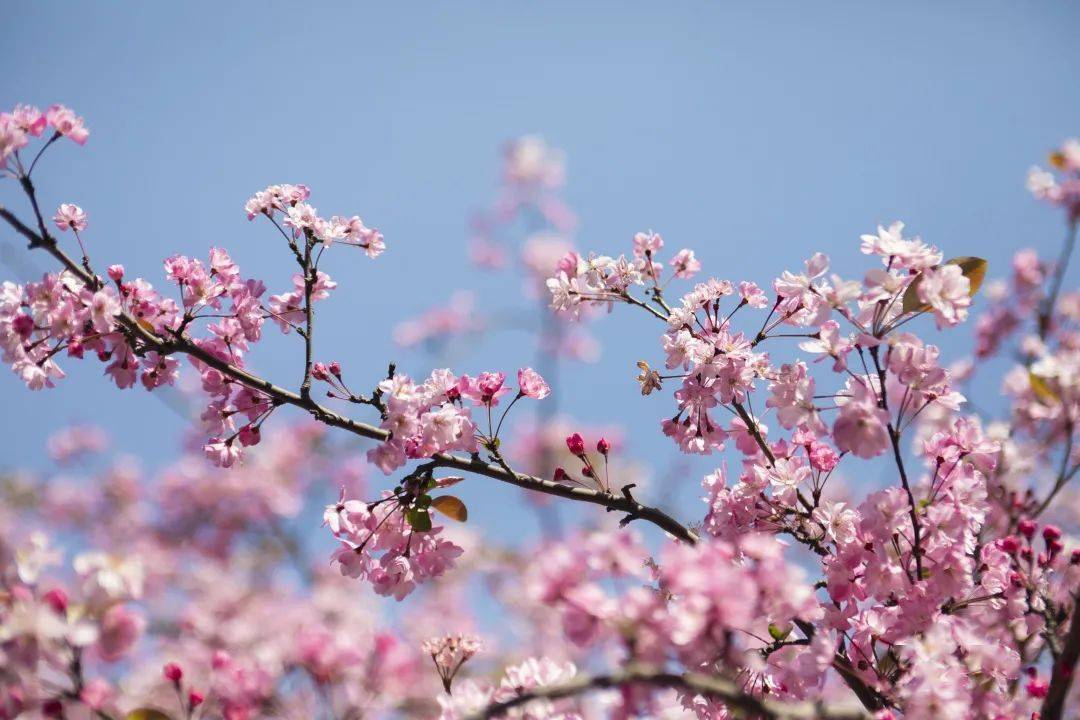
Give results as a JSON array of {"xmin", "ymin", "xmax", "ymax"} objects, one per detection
[
  {"xmin": 431, "ymin": 495, "xmax": 469, "ymax": 522},
  {"xmin": 1030, "ymin": 371, "xmax": 1059, "ymax": 405},
  {"xmin": 901, "ymin": 256, "xmax": 988, "ymax": 315},
  {"xmin": 406, "ymin": 507, "xmax": 432, "ymax": 532},
  {"xmin": 901, "ymin": 276, "xmax": 930, "ymax": 315},
  {"xmin": 126, "ymin": 710, "xmax": 174, "ymax": 720},
  {"xmin": 768, "ymin": 623, "xmax": 792, "ymax": 641}
]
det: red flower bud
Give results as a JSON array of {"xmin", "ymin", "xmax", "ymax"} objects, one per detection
[
  {"xmin": 163, "ymin": 662, "xmax": 183, "ymax": 683},
  {"xmin": 997, "ymin": 536, "xmax": 1021, "ymax": 554},
  {"xmin": 41, "ymin": 588, "xmax": 68, "ymax": 615},
  {"xmin": 597, "ymin": 437, "xmax": 611, "ymax": 455},
  {"xmin": 566, "ymin": 433, "xmax": 585, "ymax": 456},
  {"xmin": 189, "ymin": 689, "xmax": 205, "ymax": 709},
  {"xmin": 1018, "ymin": 519, "xmax": 1037, "ymax": 539}
]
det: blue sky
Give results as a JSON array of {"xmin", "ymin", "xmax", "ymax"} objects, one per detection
[{"xmin": 2, "ymin": 2, "xmax": 1078, "ymax": 542}]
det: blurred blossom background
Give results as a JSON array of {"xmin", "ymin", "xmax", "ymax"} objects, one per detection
[{"xmin": 2, "ymin": 1, "xmax": 1079, "ymax": 544}]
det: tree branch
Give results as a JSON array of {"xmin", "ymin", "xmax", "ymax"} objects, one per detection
[
  {"xmin": 1041, "ymin": 596, "xmax": 1080, "ymax": 720},
  {"xmin": 868, "ymin": 344, "xmax": 924, "ymax": 581},
  {"xmin": 1038, "ymin": 220, "xmax": 1078, "ymax": 340},
  {"xmin": 0, "ymin": 203, "xmax": 698, "ymax": 545},
  {"xmin": 462, "ymin": 664, "xmax": 871, "ymax": 720}
]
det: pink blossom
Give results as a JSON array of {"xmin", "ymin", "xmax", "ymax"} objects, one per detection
[
  {"xmin": 918, "ymin": 263, "xmax": 972, "ymax": 328},
  {"xmin": 832, "ymin": 381, "xmax": 890, "ymax": 458},
  {"xmin": 52, "ymin": 204, "xmax": 87, "ymax": 232},
  {"xmin": 516, "ymin": 367, "xmax": 550, "ymax": 399},
  {"xmin": 669, "ymin": 249, "xmax": 701, "ymax": 279},
  {"xmin": 95, "ymin": 604, "xmax": 145, "ymax": 662},
  {"xmin": 45, "ymin": 104, "xmax": 89, "ymax": 145}
]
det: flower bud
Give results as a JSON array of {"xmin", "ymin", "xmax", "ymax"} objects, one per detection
[
  {"xmin": 163, "ymin": 662, "xmax": 183, "ymax": 683},
  {"xmin": 41, "ymin": 588, "xmax": 68, "ymax": 615},
  {"xmin": 997, "ymin": 536, "xmax": 1021, "ymax": 554}
]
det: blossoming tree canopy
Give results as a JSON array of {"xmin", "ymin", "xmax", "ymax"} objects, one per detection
[{"xmin": 1, "ymin": 104, "xmax": 1080, "ymax": 719}]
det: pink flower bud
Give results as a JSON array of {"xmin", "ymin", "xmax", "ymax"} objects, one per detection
[
  {"xmin": 211, "ymin": 650, "xmax": 232, "ymax": 670},
  {"xmin": 80, "ymin": 679, "xmax": 112, "ymax": 710},
  {"xmin": 1025, "ymin": 676, "xmax": 1049, "ymax": 698},
  {"xmin": 163, "ymin": 662, "xmax": 183, "ymax": 683},
  {"xmin": 566, "ymin": 432, "xmax": 585, "ymax": 456},
  {"xmin": 997, "ymin": 536, "xmax": 1021, "ymax": 554},
  {"xmin": 41, "ymin": 587, "xmax": 68, "ymax": 615},
  {"xmin": 553, "ymin": 467, "xmax": 569, "ymax": 482},
  {"xmin": 596, "ymin": 437, "xmax": 611, "ymax": 455},
  {"xmin": 188, "ymin": 690, "xmax": 205, "ymax": 709},
  {"xmin": 107, "ymin": 264, "xmax": 124, "ymax": 281},
  {"xmin": 1018, "ymin": 519, "xmax": 1037, "ymax": 539},
  {"xmin": 1043, "ymin": 524, "xmax": 1062, "ymax": 542},
  {"xmin": 12, "ymin": 314, "xmax": 33, "ymax": 339}
]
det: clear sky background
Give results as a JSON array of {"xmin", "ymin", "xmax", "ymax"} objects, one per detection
[{"xmin": 2, "ymin": 2, "xmax": 1079, "ymax": 544}]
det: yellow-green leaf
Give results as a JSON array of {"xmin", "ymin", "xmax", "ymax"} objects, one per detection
[
  {"xmin": 430, "ymin": 495, "xmax": 468, "ymax": 522},
  {"xmin": 1030, "ymin": 371, "xmax": 1059, "ymax": 405},
  {"xmin": 126, "ymin": 710, "xmax": 174, "ymax": 720},
  {"xmin": 946, "ymin": 256, "xmax": 988, "ymax": 297},
  {"xmin": 406, "ymin": 507, "xmax": 432, "ymax": 532},
  {"xmin": 901, "ymin": 276, "xmax": 930, "ymax": 314},
  {"xmin": 768, "ymin": 623, "xmax": 792, "ymax": 641},
  {"xmin": 901, "ymin": 256, "xmax": 988, "ymax": 315}
]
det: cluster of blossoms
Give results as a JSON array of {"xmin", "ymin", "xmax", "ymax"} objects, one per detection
[
  {"xmin": 548, "ymin": 223, "xmax": 975, "ymax": 464},
  {"xmin": 243, "ymin": 183, "xmax": 385, "ymax": 256},
  {"xmin": 1, "ymin": 103, "xmax": 87, "ymax": 174},
  {"xmin": 422, "ymin": 633, "xmax": 483, "ymax": 693},
  {"xmin": 0, "ymin": 424, "xmax": 451, "ymax": 719},
  {"xmin": 520, "ymin": 530, "xmax": 824, "ymax": 710},
  {"xmin": 5, "ymin": 104, "xmax": 1080, "ymax": 720},
  {"xmin": 1028, "ymin": 138, "xmax": 1080, "ymax": 222},
  {"xmin": 361, "ymin": 366, "xmax": 550, "ymax": 475},
  {"xmin": 320, "ymin": 366, "xmax": 551, "ymax": 598}
]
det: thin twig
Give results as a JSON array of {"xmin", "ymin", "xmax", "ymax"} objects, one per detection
[{"xmin": 463, "ymin": 664, "xmax": 871, "ymax": 720}]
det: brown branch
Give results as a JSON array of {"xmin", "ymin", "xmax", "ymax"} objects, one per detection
[
  {"xmin": 1042, "ymin": 596, "xmax": 1080, "ymax": 720},
  {"xmin": 462, "ymin": 664, "xmax": 871, "ymax": 720},
  {"xmin": 1038, "ymin": 220, "xmax": 1078, "ymax": 340},
  {"xmin": 299, "ymin": 233, "xmax": 316, "ymax": 401},
  {"xmin": 868, "ymin": 344, "xmax": 924, "ymax": 581},
  {"xmin": 0, "ymin": 203, "xmax": 697, "ymax": 545}
]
